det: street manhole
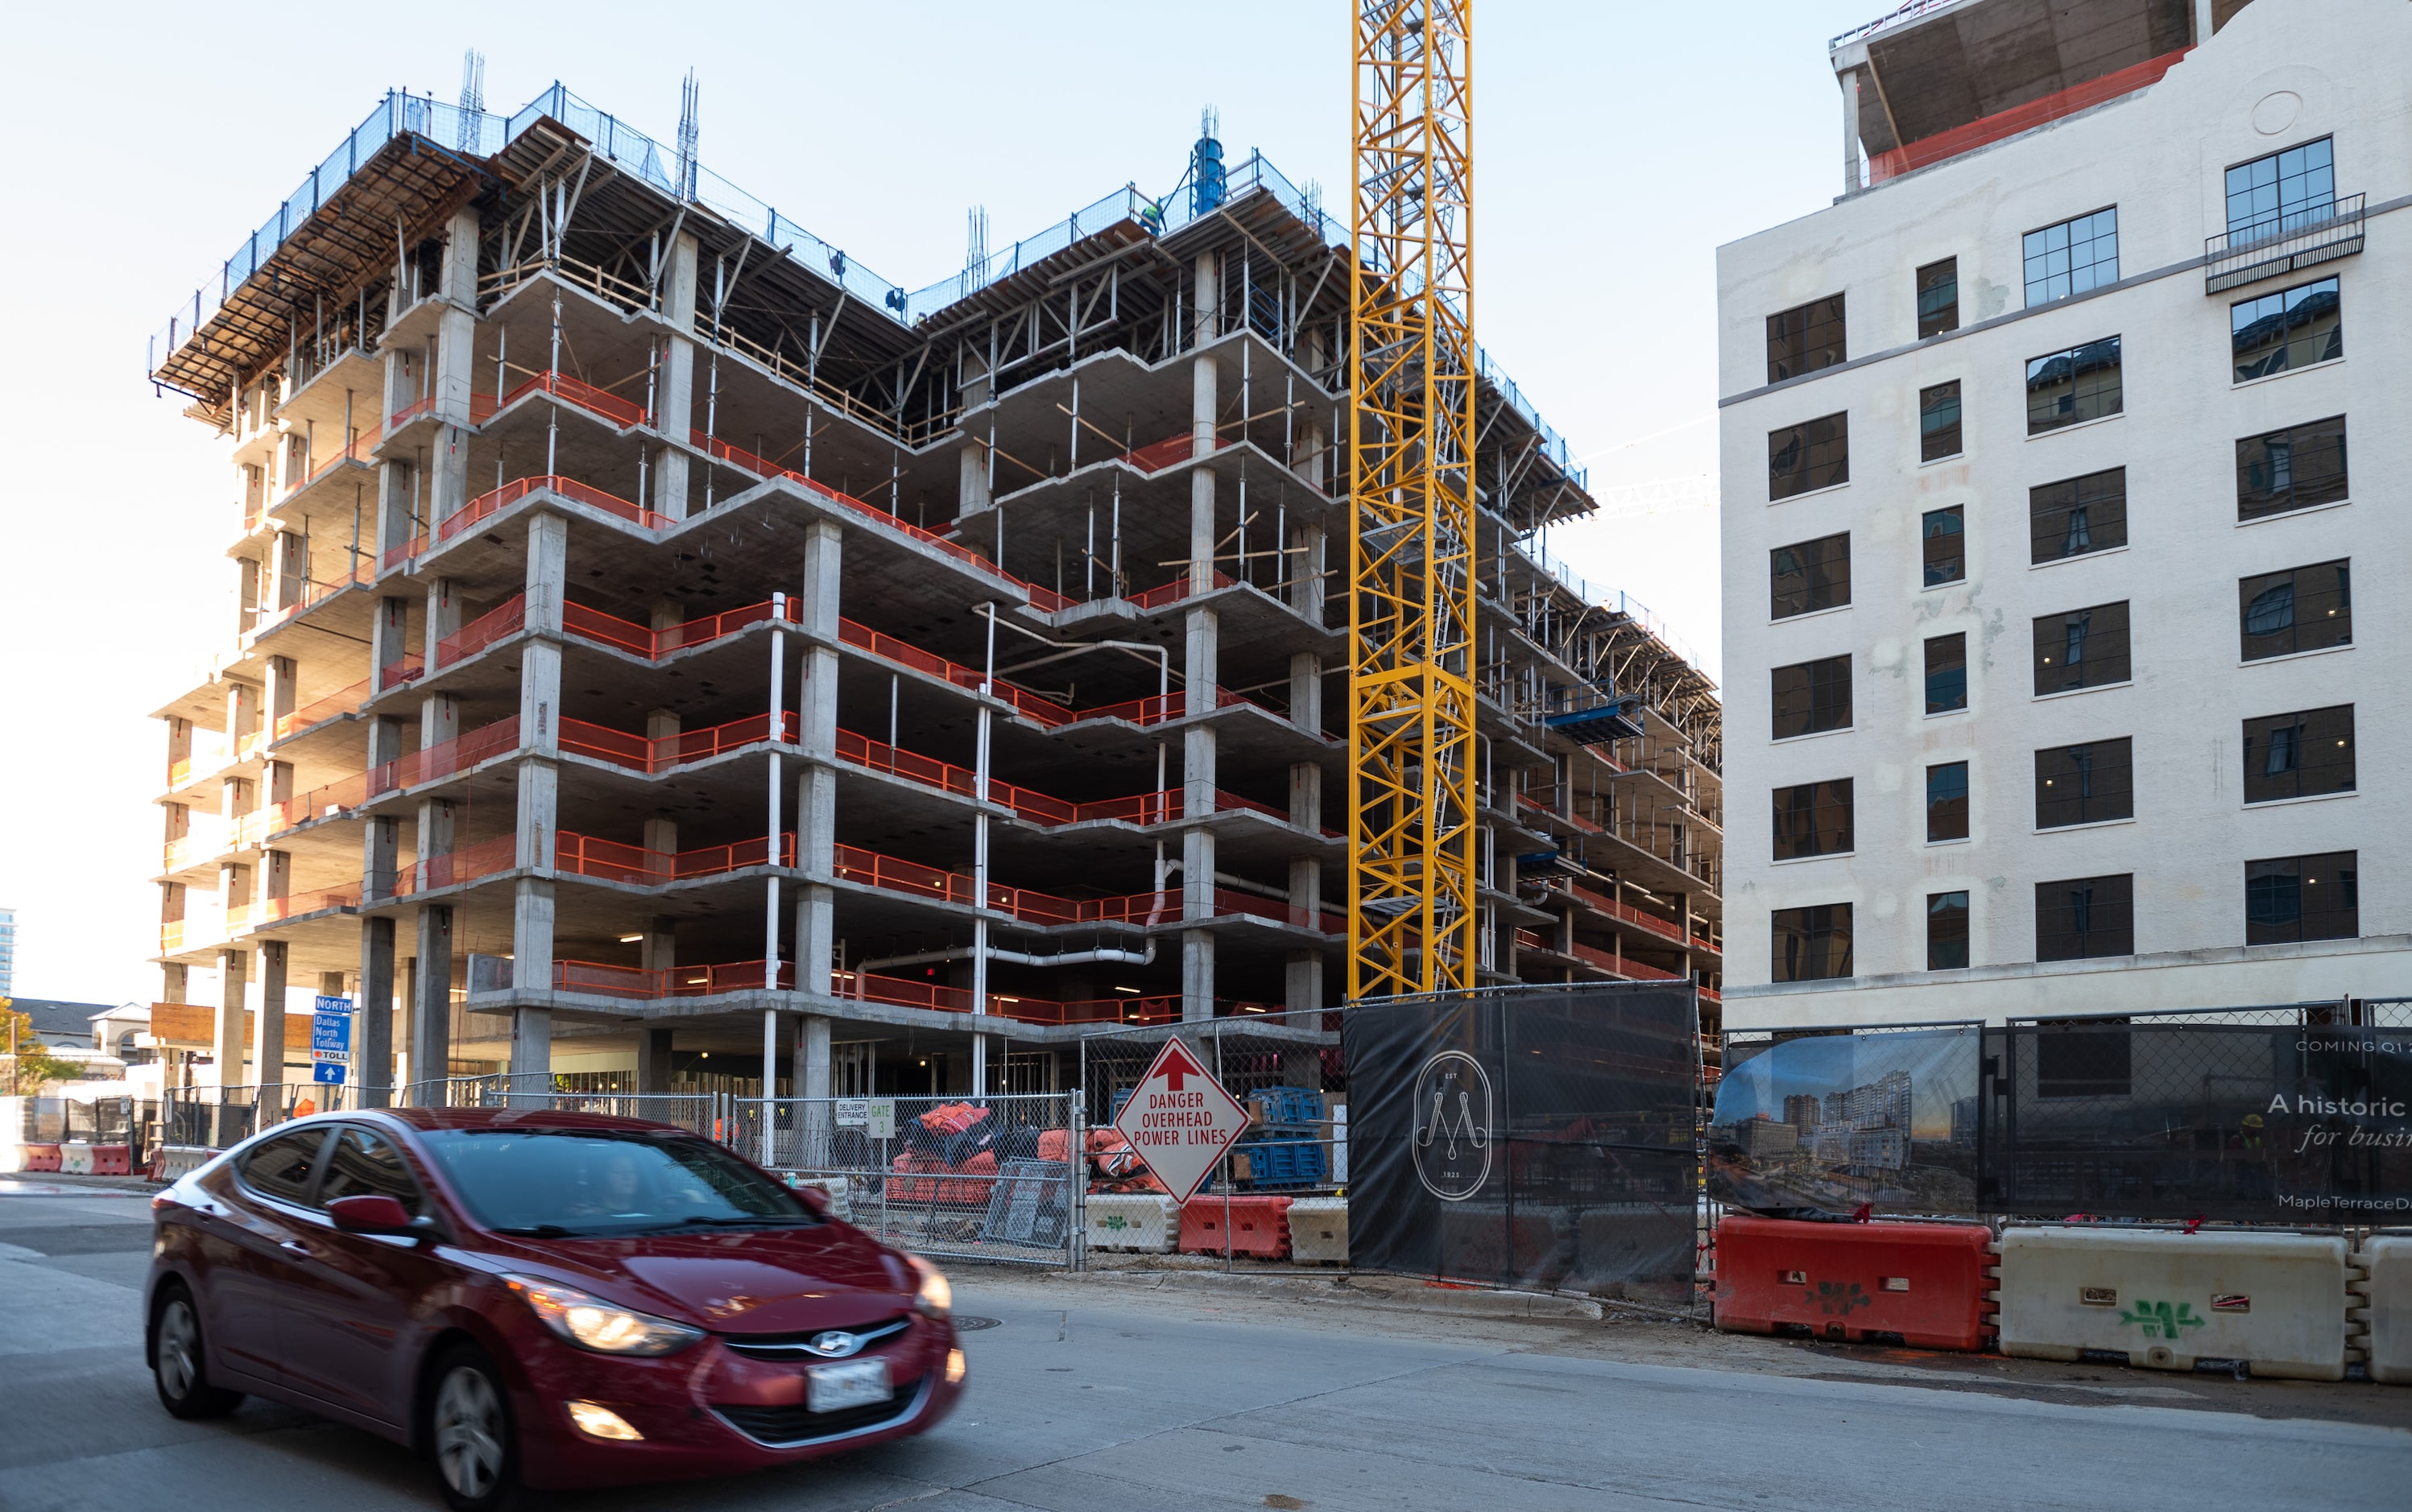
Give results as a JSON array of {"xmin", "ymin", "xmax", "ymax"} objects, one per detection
[{"xmin": 954, "ymin": 1316, "xmax": 1003, "ymax": 1331}]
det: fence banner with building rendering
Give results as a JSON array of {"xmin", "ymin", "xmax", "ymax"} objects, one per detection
[
  {"xmin": 1710, "ymin": 1012, "xmax": 2412, "ymax": 1223},
  {"xmin": 1708, "ymin": 1026, "xmax": 1982, "ymax": 1217},
  {"xmin": 1344, "ymin": 984, "xmax": 1699, "ymax": 1303}
]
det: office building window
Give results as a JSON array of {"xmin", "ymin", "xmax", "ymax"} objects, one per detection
[
  {"xmin": 1769, "ymin": 413, "xmax": 1850, "ymax": 499},
  {"xmin": 1772, "ymin": 655, "xmax": 1851, "ymax": 739},
  {"xmin": 2026, "ymin": 336, "xmax": 2122, "ymax": 434},
  {"xmin": 1926, "ymin": 762, "xmax": 1969, "ymax": 842},
  {"xmin": 2032, "ymin": 601, "xmax": 2130, "ymax": 694},
  {"xmin": 2232, "ymin": 277, "xmax": 2341, "ymax": 382},
  {"xmin": 1925, "ymin": 633, "xmax": 1967, "ymax": 714},
  {"xmin": 2226, "ymin": 137, "xmax": 2335, "ymax": 241},
  {"xmin": 1919, "ymin": 381, "xmax": 1963, "ymax": 461},
  {"xmin": 2035, "ymin": 737, "xmax": 2134, "ymax": 828},
  {"xmin": 2023, "ymin": 208, "xmax": 2119, "ymax": 304},
  {"xmin": 1917, "ymin": 258, "xmax": 1959, "ymax": 338},
  {"xmin": 1767, "ymin": 295, "xmax": 1847, "ymax": 384},
  {"xmin": 2029, "ymin": 467, "xmax": 2128, "ymax": 564},
  {"xmin": 1927, "ymin": 891, "xmax": 1970, "ymax": 969},
  {"xmin": 2236, "ymin": 415, "xmax": 2348, "ymax": 520},
  {"xmin": 1922, "ymin": 506, "xmax": 1964, "ymax": 586},
  {"xmin": 1771, "ymin": 903, "xmax": 1853, "ymax": 982},
  {"xmin": 1770, "ymin": 532, "xmax": 1851, "ymax": 618},
  {"xmin": 2239, "ymin": 560, "xmax": 2351, "ymax": 661},
  {"xmin": 2035, "ymin": 874, "xmax": 2134, "ymax": 961},
  {"xmin": 2245, "ymin": 850, "xmax": 2358, "ymax": 945},
  {"xmin": 1772, "ymin": 779, "xmax": 1855, "ymax": 861},
  {"xmin": 2242, "ymin": 704, "xmax": 2354, "ymax": 804}
]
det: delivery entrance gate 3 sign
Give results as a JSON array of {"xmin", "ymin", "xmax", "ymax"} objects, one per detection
[{"xmin": 1110, "ymin": 1038, "xmax": 1250, "ymax": 1203}]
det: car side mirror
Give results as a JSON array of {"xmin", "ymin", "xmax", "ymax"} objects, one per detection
[
  {"xmin": 792, "ymin": 1184, "xmax": 832, "ymax": 1218},
  {"xmin": 327, "ymin": 1194, "xmax": 416, "ymax": 1233}
]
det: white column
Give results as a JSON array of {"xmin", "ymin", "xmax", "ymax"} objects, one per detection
[{"xmin": 654, "ymin": 232, "xmax": 699, "ymax": 521}]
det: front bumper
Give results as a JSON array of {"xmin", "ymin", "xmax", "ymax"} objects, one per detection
[{"xmin": 508, "ymin": 1312, "xmax": 963, "ymax": 1489}]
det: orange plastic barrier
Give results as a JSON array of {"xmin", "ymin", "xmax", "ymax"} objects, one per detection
[
  {"xmin": 1180, "ymin": 1196, "xmax": 1293, "ymax": 1259},
  {"xmin": 19, "ymin": 1145, "xmax": 62, "ymax": 1173},
  {"xmin": 1712, "ymin": 1216, "xmax": 1995, "ymax": 1352},
  {"xmin": 89, "ymin": 1145, "xmax": 132, "ymax": 1176}
]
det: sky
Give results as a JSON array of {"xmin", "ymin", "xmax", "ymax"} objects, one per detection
[{"xmin": 0, "ymin": 0, "xmax": 1885, "ymax": 1006}]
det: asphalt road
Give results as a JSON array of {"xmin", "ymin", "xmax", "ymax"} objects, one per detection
[{"xmin": 5, "ymin": 1177, "xmax": 2407, "ymax": 1511}]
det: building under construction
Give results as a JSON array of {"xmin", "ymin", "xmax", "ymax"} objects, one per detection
[{"xmin": 144, "ymin": 84, "xmax": 1722, "ymax": 1103}]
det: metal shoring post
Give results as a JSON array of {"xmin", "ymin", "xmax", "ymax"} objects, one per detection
[
  {"xmin": 1069, "ymin": 1086, "xmax": 1086, "ymax": 1270},
  {"xmin": 888, "ymin": 674, "xmax": 899, "ymax": 753},
  {"xmin": 763, "ymin": 592, "xmax": 787, "ymax": 1167},
  {"xmin": 704, "ymin": 350, "xmax": 719, "ymax": 511},
  {"xmin": 1111, "ymin": 475, "xmax": 1123, "ymax": 597},
  {"xmin": 1086, "ymin": 498, "xmax": 1095, "ymax": 601},
  {"xmin": 1070, "ymin": 375, "xmax": 1079, "ymax": 469},
  {"xmin": 970, "ymin": 605, "xmax": 996, "ymax": 1101},
  {"xmin": 545, "ymin": 291, "xmax": 561, "ymax": 477}
]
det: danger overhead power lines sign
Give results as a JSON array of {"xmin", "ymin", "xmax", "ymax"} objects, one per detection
[{"xmin": 1111, "ymin": 1039, "xmax": 1251, "ymax": 1203}]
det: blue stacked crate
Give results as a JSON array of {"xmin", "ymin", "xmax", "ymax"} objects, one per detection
[{"xmin": 1236, "ymin": 1086, "xmax": 1328, "ymax": 1189}]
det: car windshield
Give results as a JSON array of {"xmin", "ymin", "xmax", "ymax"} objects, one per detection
[{"xmin": 416, "ymin": 1127, "xmax": 816, "ymax": 1237}]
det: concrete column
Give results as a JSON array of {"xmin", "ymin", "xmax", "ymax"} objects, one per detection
[
  {"xmin": 263, "ymin": 655, "xmax": 298, "ymax": 737},
  {"xmin": 958, "ymin": 443, "xmax": 992, "ymax": 517},
  {"xmin": 424, "ymin": 580, "xmax": 465, "ymax": 668},
  {"xmin": 1289, "ymin": 523, "xmax": 1327, "ymax": 619},
  {"xmin": 1181, "ymin": 929, "xmax": 1215, "ymax": 1023},
  {"xmin": 639, "ymin": 912, "xmax": 676, "ymax": 971},
  {"xmin": 760, "ymin": 1009, "xmax": 784, "ymax": 1164},
  {"xmin": 798, "ymin": 1013, "xmax": 833, "ymax": 1167},
  {"xmin": 525, "ymin": 513, "xmax": 568, "ymax": 634},
  {"xmin": 376, "ymin": 458, "xmax": 415, "ymax": 561},
  {"xmin": 510, "ymin": 1006, "xmax": 551, "ymax": 1105},
  {"xmin": 1288, "ymin": 653, "xmax": 1322, "ymax": 736},
  {"xmin": 213, "ymin": 948, "xmax": 247, "ymax": 1144},
  {"xmin": 414, "ymin": 794, "xmax": 455, "ymax": 892},
  {"xmin": 414, "ymin": 906, "xmax": 453, "ymax": 1100},
  {"xmin": 522, "ymin": 514, "xmax": 567, "ymax": 755},
  {"xmin": 273, "ymin": 531, "xmax": 308, "ymax": 613},
  {"xmin": 262, "ymin": 849, "xmax": 291, "ymax": 915},
  {"xmin": 517, "ymin": 762, "xmax": 558, "ymax": 871},
  {"xmin": 653, "ymin": 232, "xmax": 698, "ymax": 521},
  {"xmin": 1839, "ymin": 65, "xmax": 1865, "ymax": 196},
  {"xmin": 225, "ymin": 681, "xmax": 259, "ymax": 752},
  {"xmin": 373, "ymin": 597, "xmax": 412, "ymax": 688},
  {"xmin": 636, "ymin": 1027, "xmax": 675, "ymax": 1093},
  {"xmin": 320, "ymin": 971, "xmax": 348, "ymax": 999},
  {"xmin": 429, "ymin": 209, "xmax": 479, "ymax": 523},
  {"xmin": 358, "ymin": 916, "xmax": 395, "ymax": 1105},
  {"xmin": 1190, "ymin": 260, "xmax": 1220, "ymax": 594},
  {"xmin": 1285, "ymin": 951, "xmax": 1324, "ymax": 1014},
  {"xmin": 263, "ymin": 762, "xmax": 293, "ymax": 823},
  {"xmin": 512, "ymin": 881, "xmax": 554, "ymax": 1002},
  {"xmin": 795, "ymin": 521, "xmax": 840, "ymax": 987},
  {"xmin": 257, "ymin": 940, "xmax": 288, "ymax": 1123}
]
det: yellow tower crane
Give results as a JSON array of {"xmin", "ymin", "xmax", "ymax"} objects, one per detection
[{"xmin": 1347, "ymin": 0, "xmax": 1479, "ymax": 999}]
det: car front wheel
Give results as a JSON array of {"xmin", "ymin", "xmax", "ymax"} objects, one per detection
[
  {"xmin": 152, "ymin": 1286, "xmax": 242, "ymax": 1419},
  {"xmin": 429, "ymin": 1345, "xmax": 527, "ymax": 1511}
]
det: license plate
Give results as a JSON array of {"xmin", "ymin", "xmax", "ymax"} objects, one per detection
[{"xmin": 807, "ymin": 1357, "xmax": 892, "ymax": 1413}]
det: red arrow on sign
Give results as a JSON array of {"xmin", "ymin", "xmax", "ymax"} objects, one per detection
[
  {"xmin": 1110, "ymin": 1036, "xmax": 1251, "ymax": 1204},
  {"xmin": 1156, "ymin": 1040, "xmax": 1206, "ymax": 1092}
]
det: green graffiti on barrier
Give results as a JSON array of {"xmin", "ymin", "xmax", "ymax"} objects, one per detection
[
  {"xmin": 1813, "ymin": 1280, "xmax": 1872, "ymax": 1316},
  {"xmin": 2117, "ymin": 1300, "xmax": 2206, "ymax": 1339}
]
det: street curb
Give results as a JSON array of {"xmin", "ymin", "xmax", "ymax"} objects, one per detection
[{"xmin": 1061, "ymin": 1266, "xmax": 1607, "ymax": 1321}]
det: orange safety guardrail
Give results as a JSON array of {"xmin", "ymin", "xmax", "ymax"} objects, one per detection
[
  {"xmin": 368, "ymin": 716, "xmax": 520, "ymax": 796},
  {"xmin": 1566, "ymin": 939, "xmax": 1684, "ymax": 983},
  {"xmin": 392, "ymin": 833, "xmax": 519, "ymax": 898},
  {"xmin": 1210, "ymin": 889, "xmax": 1345, "ymax": 936},
  {"xmin": 379, "ymin": 532, "xmax": 429, "ymax": 572},
  {"xmin": 266, "ymin": 771, "xmax": 372, "ymax": 835},
  {"xmin": 555, "ymin": 830, "xmax": 797, "ymax": 885},
  {"xmin": 693, "ymin": 429, "xmax": 1074, "ymax": 612},
  {"xmin": 377, "ymin": 652, "xmax": 425, "ymax": 691},
  {"xmin": 435, "ymin": 593, "xmax": 527, "ymax": 667},
  {"xmin": 557, "ymin": 710, "xmax": 796, "ymax": 775},
  {"xmin": 1559, "ymin": 881, "xmax": 1721, "ymax": 956},
  {"xmin": 554, "ymin": 958, "xmax": 796, "ymax": 998},
  {"xmin": 251, "ymin": 883, "xmax": 366, "ymax": 924},
  {"xmin": 1125, "ymin": 569, "xmax": 1239, "ymax": 612},
  {"xmin": 439, "ymin": 474, "xmax": 673, "ymax": 545},
  {"xmin": 833, "ymin": 617, "xmax": 1077, "ymax": 727},
  {"xmin": 277, "ymin": 675, "xmax": 371, "ymax": 737},
  {"xmin": 283, "ymin": 432, "xmax": 378, "ymax": 497},
  {"xmin": 1118, "ymin": 433, "xmax": 1218, "ymax": 473}
]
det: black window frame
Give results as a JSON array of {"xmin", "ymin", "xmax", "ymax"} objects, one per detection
[
  {"xmin": 1766, "ymin": 295, "xmax": 1848, "ymax": 384},
  {"xmin": 2023, "ymin": 207, "xmax": 2120, "ymax": 306},
  {"xmin": 1926, "ymin": 890, "xmax": 1970, "ymax": 969},
  {"xmin": 2238, "ymin": 560, "xmax": 2351, "ymax": 662},
  {"xmin": 2035, "ymin": 874, "xmax": 2135, "ymax": 962},
  {"xmin": 1926, "ymin": 761, "xmax": 1969, "ymax": 842},
  {"xmin": 235, "ymin": 1125, "xmax": 333, "ymax": 1206},
  {"xmin": 1768, "ymin": 412, "xmax": 1850, "ymax": 500},
  {"xmin": 1772, "ymin": 778, "xmax": 1855, "ymax": 861},
  {"xmin": 1924, "ymin": 633, "xmax": 1967, "ymax": 716},
  {"xmin": 1916, "ymin": 258, "xmax": 1959, "ymax": 338},
  {"xmin": 2241, "ymin": 704, "xmax": 2355, "ymax": 804},
  {"xmin": 316, "ymin": 1124, "xmax": 431, "ymax": 1217},
  {"xmin": 2244, "ymin": 849, "xmax": 2359, "ymax": 945},
  {"xmin": 2029, "ymin": 466, "xmax": 2128, "ymax": 564},
  {"xmin": 1920, "ymin": 506, "xmax": 1964, "ymax": 587},
  {"xmin": 1919, "ymin": 380, "xmax": 1963, "ymax": 462},
  {"xmin": 2025, "ymin": 336, "xmax": 2123, "ymax": 435},
  {"xmin": 2231, "ymin": 276, "xmax": 2341, "ymax": 383},
  {"xmin": 2236, "ymin": 415, "xmax": 2348, "ymax": 520},
  {"xmin": 1771, "ymin": 903, "xmax": 1853, "ymax": 982},
  {"xmin": 2032, "ymin": 601, "xmax": 2132, "ymax": 695},
  {"xmin": 2034, "ymin": 737, "xmax": 2135, "ymax": 829},
  {"xmin": 1770, "ymin": 531, "xmax": 1851, "ymax": 619},
  {"xmin": 2225, "ymin": 136, "xmax": 2335, "ymax": 242},
  {"xmin": 1771, "ymin": 655, "xmax": 1852, "ymax": 741}
]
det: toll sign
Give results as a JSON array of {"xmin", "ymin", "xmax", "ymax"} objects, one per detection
[{"xmin": 1109, "ymin": 1038, "xmax": 1249, "ymax": 1203}]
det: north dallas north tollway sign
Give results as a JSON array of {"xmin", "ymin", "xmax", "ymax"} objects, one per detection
[{"xmin": 1111, "ymin": 1039, "xmax": 1250, "ymax": 1203}]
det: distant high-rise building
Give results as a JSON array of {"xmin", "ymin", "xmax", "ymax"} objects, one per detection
[
  {"xmin": 0, "ymin": 906, "xmax": 15, "ymax": 997},
  {"xmin": 1782, "ymin": 1093, "xmax": 1822, "ymax": 1130}
]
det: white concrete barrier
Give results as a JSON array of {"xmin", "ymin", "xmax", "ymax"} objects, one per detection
[
  {"xmin": 1288, "ymin": 1196, "xmax": 1349, "ymax": 1264},
  {"xmin": 59, "ymin": 1142, "xmax": 95, "ymax": 1175},
  {"xmin": 786, "ymin": 1175, "xmax": 853, "ymax": 1222},
  {"xmin": 156, "ymin": 1146, "xmax": 219, "ymax": 1181},
  {"xmin": 2358, "ymin": 1236, "xmax": 2412, "ymax": 1385},
  {"xmin": 1998, "ymin": 1226, "xmax": 2350, "ymax": 1381},
  {"xmin": 1086, "ymin": 1194, "xmax": 1178, "ymax": 1253}
]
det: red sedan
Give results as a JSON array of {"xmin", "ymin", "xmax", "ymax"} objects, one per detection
[{"xmin": 145, "ymin": 1107, "xmax": 964, "ymax": 1509}]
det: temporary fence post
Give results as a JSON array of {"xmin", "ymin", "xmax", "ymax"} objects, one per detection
[
  {"xmin": 1069, "ymin": 1091, "xmax": 1086, "ymax": 1271},
  {"xmin": 1216, "ymin": 1024, "xmax": 1231, "ymax": 1272}
]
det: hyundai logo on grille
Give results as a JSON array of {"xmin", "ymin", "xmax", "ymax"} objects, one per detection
[{"xmin": 806, "ymin": 1330, "xmax": 863, "ymax": 1358}]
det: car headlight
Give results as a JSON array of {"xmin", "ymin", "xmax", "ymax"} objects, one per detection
[
  {"xmin": 908, "ymin": 1254, "xmax": 952, "ymax": 1319},
  {"xmin": 503, "ymin": 1274, "xmax": 702, "ymax": 1356}
]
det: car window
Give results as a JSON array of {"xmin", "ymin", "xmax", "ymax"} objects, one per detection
[
  {"xmin": 317, "ymin": 1127, "xmax": 424, "ymax": 1217},
  {"xmin": 236, "ymin": 1126, "xmax": 329, "ymax": 1204},
  {"xmin": 416, "ymin": 1128, "xmax": 815, "ymax": 1237}
]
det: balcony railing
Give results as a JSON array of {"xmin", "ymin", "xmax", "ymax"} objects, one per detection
[
  {"xmin": 2205, "ymin": 193, "xmax": 2365, "ymax": 295},
  {"xmin": 434, "ymin": 594, "xmax": 527, "ymax": 668}
]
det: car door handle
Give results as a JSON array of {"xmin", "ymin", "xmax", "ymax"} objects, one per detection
[{"xmin": 280, "ymin": 1240, "xmax": 310, "ymax": 1256}]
